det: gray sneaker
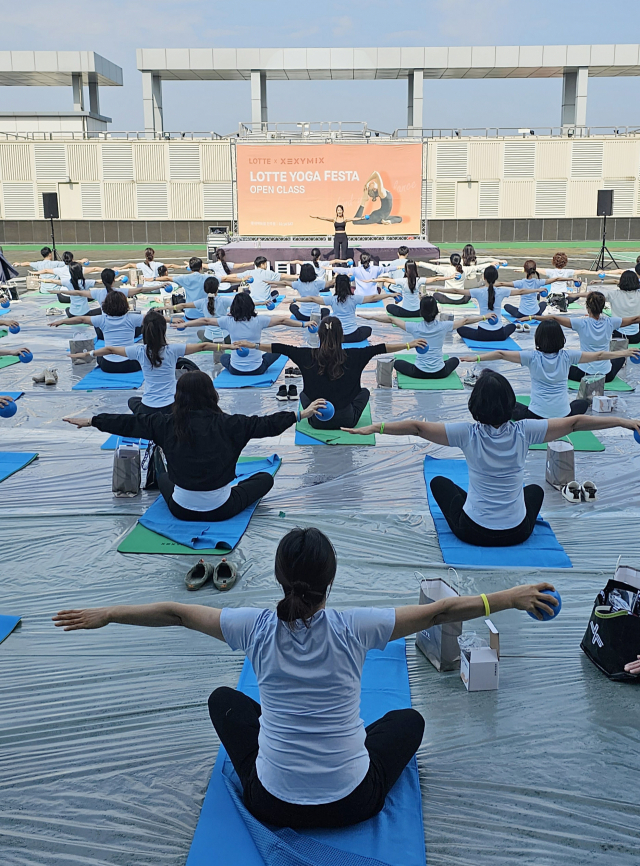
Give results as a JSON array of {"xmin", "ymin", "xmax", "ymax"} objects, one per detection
[
  {"xmin": 185, "ymin": 559, "xmax": 215, "ymax": 591},
  {"xmin": 213, "ymin": 558, "xmax": 238, "ymax": 591}
]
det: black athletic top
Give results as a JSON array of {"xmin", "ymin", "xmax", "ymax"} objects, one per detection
[
  {"xmin": 92, "ymin": 409, "xmax": 295, "ymax": 491},
  {"xmin": 334, "ymin": 221, "xmax": 347, "ymax": 234},
  {"xmin": 272, "ymin": 343, "xmax": 386, "ymax": 409}
]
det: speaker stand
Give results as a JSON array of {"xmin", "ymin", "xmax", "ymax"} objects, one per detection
[
  {"xmin": 49, "ymin": 216, "xmax": 59, "ymax": 261},
  {"xmin": 590, "ymin": 214, "xmax": 618, "ymax": 271}
]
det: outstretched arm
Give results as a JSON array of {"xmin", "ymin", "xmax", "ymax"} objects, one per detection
[
  {"xmin": 544, "ymin": 415, "xmax": 640, "ymax": 442},
  {"xmin": 48, "ymin": 316, "xmax": 93, "ymax": 327},
  {"xmin": 53, "ymin": 601, "xmax": 225, "ymax": 641},
  {"xmin": 341, "ymin": 418, "xmax": 450, "ymax": 445},
  {"xmin": 458, "ymin": 349, "xmax": 523, "ymax": 364},
  {"xmin": 530, "ymin": 313, "xmax": 572, "ymax": 327}
]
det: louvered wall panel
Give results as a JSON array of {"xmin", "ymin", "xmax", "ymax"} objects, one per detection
[
  {"xmin": 479, "ymin": 181, "xmax": 500, "ymax": 218},
  {"xmin": 567, "ymin": 180, "xmax": 602, "ymax": 217},
  {"xmin": 67, "ymin": 144, "xmax": 99, "ymax": 182},
  {"xmin": 203, "ymin": 183, "xmax": 234, "ymax": 219},
  {"xmin": 137, "ymin": 183, "xmax": 168, "ymax": 219},
  {"xmin": 503, "ymin": 141, "xmax": 535, "ymax": 178},
  {"xmin": 34, "ymin": 144, "xmax": 67, "ymax": 181},
  {"xmin": 536, "ymin": 141, "xmax": 570, "ymax": 179},
  {"xmin": 171, "ymin": 182, "xmax": 201, "ymax": 219},
  {"xmin": 201, "ymin": 143, "xmax": 233, "ymax": 181},
  {"xmin": 101, "ymin": 143, "xmax": 134, "ymax": 180},
  {"xmin": 501, "ymin": 180, "xmax": 535, "ymax": 217},
  {"xmin": 535, "ymin": 181, "xmax": 567, "ymax": 217},
  {"xmin": 0, "ymin": 144, "xmax": 32, "ymax": 181},
  {"xmin": 422, "ymin": 180, "xmax": 431, "ymax": 219},
  {"xmin": 81, "ymin": 184, "xmax": 102, "ymax": 219},
  {"xmin": 103, "ymin": 182, "xmax": 135, "ymax": 219},
  {"xmin": 602, "ymin": 141, "xmax": 639, "ymax": 179},
  {"xmin": 169, "ymin": 144, "xmax": 201, "ymax": 180},
  {"xmin": 571, "ymin": 141, "xmax": 603, "ymax": 178},
  {"xmin": 433, "ymin": 181, "xmax": 456, "ymax": 217},
  {"xmin": 469, "ymin": 141, "xmax": 501, "ymax": 180},
  {"xmin": 134, "ymin": 144, "xmax": 166, "ymax": 182},
  {"xmin": 36, "ymin": 183, "xmax": 56, "ymax": 218},
  {"xmin": 435, "ymin": 142, "xmax": 468, "ymax": 179},
  {"xmin": 603, "ymin": 179, "xmax": 636, "ymax": 216},
  {"xmin": 3, "ymin": 182, "xmax": 35, "ymax": 218}
]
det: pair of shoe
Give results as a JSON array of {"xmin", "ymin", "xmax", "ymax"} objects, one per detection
[
  {"xmin": 285, "ymin": 366, "xmax": 301, "ymax": 378},
  {"xmin": 185, "ymin": 557, "xmax": 238, "ymax": 591},
  {"xmin": 32, "ymin": 367, "xmax": 58, "ymax": 385},
  {"xmin": 276, "ymin": 384, "xmax": 298, "ymax": 401},
  {"xmin": 45, "ymin": 307, "xmax": 59, "ymax": 316},
  {"xmin": 462, "ymin": 367, "xmax": 482, "ymax": 388},
  {"xmin": 562, "ymin": 480, "xmax": 597, "ymax": 503},
  {"xmin": 515, "ymin": 322, "xmax": 531, "ymax": 333}
]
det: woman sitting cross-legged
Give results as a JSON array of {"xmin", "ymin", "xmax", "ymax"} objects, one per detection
[
  {"xmin": 365, "ymin": 261, "xmax": 443, "ymax": 318},
  {"xmin": 63, "ymin": 371, "xmax": 324, "ymax": 522},
  {"xmin": 233, "ymin": 315, "xmax": 427, "ymax": 429},
  {"xmin": 296, "ymin": 273, "xmax": 389, "ymax": 344},
  {"xmin": 175, "ymin": 292, "xmax": 310, "ymax": 376},
  {"xmin": 460, "ymin": 319, "xmax": 640, "ymax": 421},
  {"xmin": 345, "ymin": 369, "xmax": 640, "ymax": 547},
  {"xmin": 53, "ymin": 525, "xmax": 558, "ymax": 828},
  {"xmin": 275, "ymin": 262, "xmax": 335, "ymax": 322}
]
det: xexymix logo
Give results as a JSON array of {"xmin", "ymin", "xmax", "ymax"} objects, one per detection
[{"xmin": 590, "ymin": 621, "xmax": 604, "ymax": 648}]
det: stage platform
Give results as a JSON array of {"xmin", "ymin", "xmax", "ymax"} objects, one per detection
[{"xmin": 219, "ymin": 239, "xmax": 440, "ymax": 264}]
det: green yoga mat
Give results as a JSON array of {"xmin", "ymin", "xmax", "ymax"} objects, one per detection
[
  {"xmin": 395, "ymin": 353, "xmax": 463, "ymax": 390},
  {"xmin": 0, "ymin": 329, "xmax": 7, "ymax": 339},
  {"xmin": 567, "ymin": 376, "xmax": 634, "ymax": 392},
  {"xmin": 0, "ymin": 356, "xmax": 20, "ymax": 370},
  {"xmin": 296, "ymin": 402, "xmax": 376, "ymax": 446},
  {"xmin": 515, "ymin": 397, "xmax": 605, "ymax": 451}
]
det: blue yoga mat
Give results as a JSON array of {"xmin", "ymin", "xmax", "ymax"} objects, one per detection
[
  {"xmin": 0, "ymin": 615, "xmax": 20, "ymax": 645},
  {"xmin": 342, "ymin": 340, "xmax": 370, "ymax": 349},
  {"xmin": 462, "ymin": 335, "xmax": 521, "ymax": 351},
  {"xmin": 139, "ymin": 455, "xmax": 281, "ymax": 550},
  {"xmin": 101, "ymin": 435, "xmax": 150, "ymax": 451},
  {"xmin": 423, "ymin": 456, "xmax": 572, "ymax": 569},
  {"xmin": 214, "ymin": 355, "xmax": 287, "ymax": 389},
  {"xmin": 72, "ymin": 367, "xmax": 144, "ymax": 391},
  {"xmin": 357, "ymin": 299, "xmax": 386, "ymax": 309},
  {"xmin": 186, "ymin": 640, "xmax": 425, "ymax": 866},
  {"xmin": 0, "ymin": 391, "xmax": 24, "ymax": 400},
  {"xmin": 0, "ymin": 452, "xmax": 38, "ymax": 483},
  {"xmin": 503, "ymin": 314, "xmax": 539, "ymax": 327}
]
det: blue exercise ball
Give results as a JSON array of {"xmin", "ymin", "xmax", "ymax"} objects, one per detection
[
  {"xmin": 540, "ymin": 288, "xmax": 549, "ymax": 297},
  {"xmin": 574, "ymin": 280, "xmax": 581, "ymax": 288},
  {"xmin": 487, "ymin": 313, "xmax": 499, "ymax": 324},
  {"xmin": 0, "ymin": 299, "xmax": 10, "ymax": 309},
  {"xmin": 176, "ymin": 325, "xmax": 186, "ymax": 331},
  {"xmin": 631, "ymin": 352, "xmax": 640, "ymax": 365},
  {"xmin": 308, "ymin": 323, "xmax": 319, "ymax": 334},
  {"xmin": 114, "ymin": 269, "xmax": 119, "ymax": 276},
  {"xmin": 316, "ymin": 401, "xmax": 335, "ymax": 421},
  {"xmin": 599, "ymin": 272, "xmax": 606, "ymax": 279},
  {"xmin": 416, "ymin": 343, "xmax": 429, "ymax": 354},
  {"xmin": 246, "ymin": 277, "xmax": 254, "ymax": 283},
  {"xmin": 365, "ymin": 215, "xmax": 370, "ymax": 220},
  {"xmin": 84, "ymin": 261, "xmax": 90, "ymax": 266},
  {"xmin": 18, "ymin": 350, "xmax": 33, "ymax": 363},
  {"xmin": 236, "ymin": 346, "xmax": 250, "ymax": 357},
  {"xmin": 347, "ymin": 259, "xmax": 354, "ymax": 266},
  {"xmin": 527, "ymin": 589, "xmax": 562, "ymax": 622},
  {"xmin": 266, "ymin": 302, "xmax": 275, "ymax": 310},
  {"xmin": 120, "ymin": 275, "xmax": 129, "ymax": 284},
  {"xmin": 0, "ymin": 399, "xmax": 17, "ymax": 418},
  {"xmin": 9, "ymin": 323, "xmax": 20, "ymax": 334},
  {"xmin": 394, "ymin": 294, "xmax": 402, "ymax": 302},
  {"xmin": 634, "ymin": 429, "xmax": 640, "ymax": 444},
  {"xmin": 455, "ymin": 272, "xmax": 464, "ymax": 281}
]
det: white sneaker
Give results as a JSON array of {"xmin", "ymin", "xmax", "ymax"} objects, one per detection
[
  {"xmin": 562, "ymin": 481, "xmax": 582, "ymax": 504},
  {"xmin": 44, "ymin": 367, "xmax": 58, "ymax": 386},
  {"xmin": 32, "ymin": 369, "xmax": 46, "ymax": 383},
  {"xmin": 45, "ymin": 307, "xmax": 59, "ymax": 316},
  {"xmin": 581, "ymin": 480, "xmax": 598, "ymax": 502}
]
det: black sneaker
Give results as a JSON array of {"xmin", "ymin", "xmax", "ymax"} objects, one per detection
[
  {"xmin": 285, "ymin": 366, "xmax": 302, "ymax": 378},
  {"xmin": 276, "ymin": 385, "xmax": 289, "ymax": 401},
  {"xmin": 287, "ymin": 384, "xmax": 298, "ymax": 400}
]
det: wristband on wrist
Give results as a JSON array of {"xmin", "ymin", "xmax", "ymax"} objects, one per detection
[
  {"xmin": 90, "ymin": 349, "xmax": 95, "ymax": 358},
  {"xmin": 296, "ymin": 409, "xmax": 301, "ymax": 423},
  {"xmin": 476, "ymin": 355, "xmax": 481, "ymax": 363},
  {"xmin": 379, "ymin": 422, "xmax": 385, "ymax": 434},
  {"xmin": 407, "ymin": 342, "xmax": 411, "ymax": 351},
  {"xmin": 481, "ymin": 592, "xmax": 491, "ymax": 617}
]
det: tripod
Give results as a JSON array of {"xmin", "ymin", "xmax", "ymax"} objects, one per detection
[
  {"xmin": 49, "ymin": 216, "xmax": 59, "ymax": 261},
  {"xmin": 590, "ymin": 214, "xmax": 618, "ymax": 271}
]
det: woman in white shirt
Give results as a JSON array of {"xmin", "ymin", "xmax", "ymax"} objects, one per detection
[
  {"xmin": 43, "ymin": 268, "xmax": 147, "ymax": 322},
  {"xmin": 348, "ymin": 369, "xmax": 640, "ymax": 546},
  {"xmin": 121, "ymin": 247, "xmax": 178, "ymax": 291},
  {"xmin": 539, "ymin": 252, "xmax": 591, "ymax": 297},
  {"xmin": 331, "ymin": 253, "xmax": 392, "ymax": 295},
  {"xmin": 367, "ymin": 262, "xmax": 442, "ymax": 318},
  {"xmin": 53, "ymin": 524, "xmax": 557, "ymax": 827},
  {"xmin": 425, "ymin": 252, "xmax": 501, "ymax": 304},
  {"xmin": 590, "ymin": 269, "xmax": 640, "ymax": 345},
  {"xmin": 205, "ymin": 248, "xmax": 254, "ymax": 293},
  {"xmin": 296, "ymin": 274, "xmax": 385, "ymax": 343}
]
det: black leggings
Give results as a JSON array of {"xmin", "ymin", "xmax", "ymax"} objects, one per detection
[
  {"xmin": 95, "ymin": 325, "xmax": 142, "ymax": 342},
  {"xmin": 290, "ymin": 303, "xmax": 330, "ymax": 322},
  {"xmin": 220, "ymin": 352, "xmax": 280, "ymax": 376},
  {"xmin": 96, "ymin": 357, "xmax": 141, "ymax": 374},
  {"xmin": 385, "ymin": 303, "xmax": 421, "ymax": 319},
  {"xmin": 503, "ymin": 302, "xmax": 547, "ymax": 318},
  {"xmin": 333, "ymin": 233, "xmax": 349, "ymax": 259},
  {"xmin": 394, "ymin": 357, "xmax": 460, "ymax": 379},
  {"xmin": 300, "ymin": 387, "xmax": 369, "ymax": 430},
  {"xmin": 66, "ymin": 305, "xmax": 100, "ymax": 317},
  {"xmin": 430, "ymin": 476, "xmax": 544, "ymax": 547},
  {"xmin": 342, "ymin": 326, "xmax": 372, "ymax": 343},
  {"xmin": 433, "ymin": 292, "xmax": 469, "ymax": 306},
  {"xmin": 208, "ymin": 686, "xmax": 424, "ymax": 829},
  {"xmin": 568, "ymin": 356, "xmax": 625, "ymax": 383},
  {"xmin": 511, "ymin": 399, "xmax": 589, "ymax": 421},
  {"xmin": 613, "ymin": 329, "xmax": 640, "ymax": 344},
  {"xmin": 127, "ymin": 396, "xmax": 174, "ymax": 415},
  {"xmin": 457, "ymin": 323, "xmax": 516, "ymax": 341}
]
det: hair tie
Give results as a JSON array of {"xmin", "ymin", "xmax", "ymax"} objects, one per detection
[{"xmin": 291, "ymin": 580, "xmax": 312, "ymax": 597}]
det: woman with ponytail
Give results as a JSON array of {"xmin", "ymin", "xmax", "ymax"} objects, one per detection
[
  {"xmin": 367, "ymin": 261, "xmax": 442, "ymax": 318},
  {"xmin": 296, "ymin": 273, "xmax": 385, "ymax": 343},
  {"xmin": 500, "ymin": 260, "xmax": 566, "ymax": 320},
  {"xmin": 205, "ymin": 247, "xmax": 254, "ymax": 293},
  {"xmin": 424, "ymin": 252, "xmax": 501, "ymax": 304},
  {"xmin": 54, "ymin": 522, "xmax": 559, "ymax": 828}
]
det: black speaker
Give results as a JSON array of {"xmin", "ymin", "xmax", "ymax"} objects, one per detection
[
  {"xmin": 42, "ymin": 192, "xmax": 59, "ymax": 220},
  {"xmin": 597, "ymin": 189, "xmax": 613, "ymax": 217}
]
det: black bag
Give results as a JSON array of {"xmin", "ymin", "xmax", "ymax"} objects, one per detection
[
  {"xmin": 581, "ymin": 566, "xmax": 640, "ymax": 681},
  {"xmin": 142, "ymin": 442, "xmax": 158, "ymax": 490},
  {"xmin": 176, "ymin": 356, "xmax": 200, "ymax": 372}
]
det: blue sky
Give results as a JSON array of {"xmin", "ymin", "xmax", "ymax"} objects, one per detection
[{"xmin": 2, "ymin": 0, "xmax": 640, "ymax": 133}]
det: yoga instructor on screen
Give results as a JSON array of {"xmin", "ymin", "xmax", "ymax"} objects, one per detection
[
  {"xmin": 54, "ymin": 525, "xmax": 558, "ymax": 828},
  {"xmin": 352, "ymin": 171, "xmax": 402, "ymax": 226}
]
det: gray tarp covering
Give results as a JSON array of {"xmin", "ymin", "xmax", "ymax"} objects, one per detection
[{"xmin": 1, "ymin": 292, "xmax": 639, "ymax": 865}]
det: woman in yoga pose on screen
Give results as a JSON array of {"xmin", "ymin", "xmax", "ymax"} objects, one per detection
[
  {"xmin": 351, "ymin": 171, "xmax": 402, "ymax": 225},
  {"xmin": 54, "ymin": 524, "xmax": 558, "ymax": 828},
  {"xmin": 346, "ymin": 369, "xmax": 640, "ymax": 546}
]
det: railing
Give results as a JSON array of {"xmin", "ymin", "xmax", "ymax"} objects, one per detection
[
  {"xmin": 0, "ymin": 130, "xmax": 225, "ymax": 141},
  {"xmin": 392, "ymin": 125, "xmax": 640, "ymax": 139},
  {"xmin": 236, "ymin": 121, "xmax": 391, "ymax": 140}
]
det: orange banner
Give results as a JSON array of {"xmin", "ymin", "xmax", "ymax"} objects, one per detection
[{"xmin": 236, "ymin": 143, "xmax": 422, "ymax": 237}]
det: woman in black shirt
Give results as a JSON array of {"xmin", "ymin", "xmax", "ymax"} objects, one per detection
[
  {"xmin": 233, "ymin": 316, "xmax": 426, "ymax": 430},
  {"xmin": 310, "ymin": 205, "xmax": 354, "ymax": 260}
]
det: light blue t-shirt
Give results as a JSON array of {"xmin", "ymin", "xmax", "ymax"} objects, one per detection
[
  {"xmin": 172, "ymin": 273, "xmax": 208, "ymax": 319},
  {"xmin": 469, "ymin": 286, "xmax": 511, "ymax": 330},
  {"xmin": 292, "ymin": 278, "xmax": 327, "ymax": 316},
  {"xmin": 387, "ymin": 257, "xmax": 409, "ymax": 280},
  {"xmin": 326, "ymin": 294, "xmax": 362, "ymax": 335},
  {"xmin": 520, "ymin": 348, "xmax": 582, "ymax": 418},
  {"xmin": 237, "ymin": 267, "xmax": 279, "ymax": 303},
  {"xmin": 60, "ymin": 278, "xmax": 96, "ymax": 316},
  {"xmin": 217, "ymin": 314, "xmax": 272, "ymax": 371},
  {"xmin": 193, "ymin": 296, "xmax": 232, "ymax": 341},
  {"xmin": 334, "ymin": 264, "xmax": 389, "ymax": 294},
  {"xmin": 405, "ymin": 319, "xmax": 454, "ymax": 372},
  {"xmin": 571, "ymin": 315, "xmax": 622, "ymax": 374},
  {"xmin": 92, "ymin": 312, "xmax": 144, "ymax": 362},
  {"xmin": 90, "ymin": 285, "xmax": 129, "ymax": 307},
  {"xmin": 394, "ymin": 277, "xmax": 425, "ymax": 312},
  {"xmin": 512, "ymin": 278, "xmax": 548, "ymax": 315},
  {"xmin": 445, "ymin": 420, "xmax": 548, "ymax": 529},
  {"xmin": 304, "ymin": 261, "xmax": 327, "ymax": 282},
  {"xmin": 220, "ymin": 606, "xmax": 395, "ymax": 805},
  {"xmin": 125, "ymin": 342, "xmax": 187, "ymax": 407},
  {"xmin": 30, "ymin": 259, "xmax": 58, "ymax": 294}
]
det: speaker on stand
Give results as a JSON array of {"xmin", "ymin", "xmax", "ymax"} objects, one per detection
[
  {"xmin": 42, "ymin": 192, "xmax": 60, "ymax": 261},
  {"xmin": 591, "ymin": 190, "xmax": 618, "ymax": 272}
]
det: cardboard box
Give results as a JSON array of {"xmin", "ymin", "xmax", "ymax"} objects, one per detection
[
  {"xmin": 460, "ymin": 619, "xmax": 500, "ymax": 692},
  {"xmin": 592, "ymin": 395, "xmax": 618, "ymax": 413}
]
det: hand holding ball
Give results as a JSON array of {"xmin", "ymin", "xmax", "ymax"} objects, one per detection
[
  {"xmin": 18, "ymin": 350, "xmax": 33, "ymax": 363},
  {"xmin": 347, "ymin": 259, "xmax": 354, "ymax": 266},
  {"xmin": 634, "ymin": 429, "xmax": 640, "ymax": 444},
  {"xmin": 416, "ymin": 343, "xmax": 429, "ymax": 354},
  {"xmin": 487, "ymin": 313, "xmax": 499, "ymax": 325},
  {"xmin": 120, "ymin": 275, "xmax": 129, "ymax": 284},
  {"xmin": 246, "ymin": 277, "xmax": 254, "ymax": 283},
  {"xmin": 316, "ymin": 401, "xmax": 335, "ymax": 422},
  {"xmin": 236, "ymin": 346, "xmax": 250, "ymax": 358},
  {"xmin": 0, "ymin": 399, "xmax": 17, "ymax": 418},
  {"xmin": 540, "ymin": 288, "xmax": 549, "ymax": 298},
  {"xmin": 266, "ymin": 301, "xmax": 275, "ymax": 310},
  {"xmin": 1, "ymin": 299, "xmax": 10, "ymax": 309},
  {"xmin": 527, "ymin": 589, "xmax": 562, "ymax": 622},
  {"xmin": 8, "ymin": 323, "xmax": 20, "ymax": 334},
  {"xmin": 307, "ymin": 323, "xmax": 319, "ymax": 333}
]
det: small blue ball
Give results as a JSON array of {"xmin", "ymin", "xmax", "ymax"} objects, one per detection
[
  {"xmin": 487, "ymin": 313, "xmax": 499, "ymax": 324},
  {"xmin": 316, "ymin": 401, "xmax": 335, "ymax": 421},
  {"xmin": 236, "ymin": 346, "xmax": 250, "ymax": 357},
  {"xmin": 365, "ymin": 215, "xmax": 370, "ymax": 220},
  {"xmin": 84, "ymin": 261, "xmax": 90, "ymax": 266},
  {"xmin": 630, "ymin": 352, "xmax": 640, "ymax": 364},
  {"xmin": 599, "ymin": 272, "xmax": 606, "ymax": 279},
  {"xmin": 266, "ymin": 302, "xmax": 275, "ymax": 310},
  {"xmin": 574, "ymin": 280, "xmax": 581, "ymax": 288},
  {"xmin": 308, "ymin": 323, "xmax": 318, "ymax": 334},
  {"xmin": 394, "ymin": 294, "xmax": 402, "ymax": 302},
  {"xmin": 120, "ymin": 275, "xmax": 129, "ymax": 284},
  {"xmin": 0, "ymin": 299, "xmax": 10, "ymax": 309},
  {"xmin": 9, "ymin": 324, "xmax": 20, "ymax": 334},
  {"xmin": 347, "ymin": 259, "xmax": 354, "ymax": 266},
  {"xmin": 18, "ymin": 350, "xmax": 33, "ymax": 363},
  {"xmin": 527, "ymin": 589, "xmax": 562, "ymax": 622},
  {"xmin": 0, "ymin": 399, "xmax": 17, "ymax": 418},
  {"xmin": 455, "ymin": 272, "xmax": 463, "ymax": 281},
  {"xmin": 635, "ymin": 429, "xmax": 640, "ymax": 444},
  {"xmin": 540, "ymin": 288, "xmax": 549, "ymax": 297},
  {"xmin": 246, "ymin": 277, "xmax": 254, "ymax": 283},
  {"xmin": 416, "ymin": 343, "xmax": 429, "ymax": 354},
  {"xmin": 114, "ymin": 269, "xmax": 119, "ymax": 276}
]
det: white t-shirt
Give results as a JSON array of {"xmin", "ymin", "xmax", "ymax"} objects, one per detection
[
  {"xmin": 394, "ymin": 277, "xmax": 426, "ymax": 312},
  {"xmin": 138, "ymin": 261, "xmax": 164, "ymax": 283},
  {"xmin": 326, "ymin": 294, "xmax": 362, "ymax": 335},
  {"xmin": 90, "ymin": 285, "xmax": 129, "ymax": 307},
  {"xmin": 206, "ymin": 260, "xmax": 236, "ymax": 291},
  {"xmin": 333, "ymin": 264, "xmax": 389, "ymax": 294},
  {"xmin": 304, "ymin": 261, "xmax": 328, "ymax": 282},
  {"xmin": 172, "ymin": 482, "xmax": 232, "ymax": 512},
  {"xmin": 571, "ymin": 315, "xmax": 623, "ymax": 374},
  {"xmin": 600, "ymin": 288, "xmax": 640, "ymax": 336},
  {"xmin": 520, "ymin": 349, "xmax": 583, "ymax": 418},
  {"xmin": 220, "ymin": 606, "xmax": 395, "ymax": 805},
  {"xmin": 237, "ymin": 268, "xmax": 279, "ymax": 303},
  {"xmin": 92, "ymin": 312, "xmax": 144, "ymax": 362},
  {"xmin": 512, "ymin": 278, "xmax": 548, "ymax": 315},
  {"xmin": 124, "ymin": 342, "xmax": 187, "ymax": 407},
  {"xmin": 217, "ymin": 314, "xmax": 272, "ymax": 372},
  {"xmin": 445, "ymin": 420, "xmax": 548, "ymax": 529},
  {"xmin": 469, "ymin": 286, "xmax": 511, "ymax": 330},
  {"xmin": 193, "ymin": 296, "xmax": 233, "ymax": 341},
  {"xmin": 60, "ymin": 278, "xmax": 96, "ymax": 316},
  {"xmin": 292, "ymin": 278, "xmax": 327, "ymax": 316},
  {"xmin": 427, "ymin": 263, "xmax": 467, "ymax": 291},
  {"xmin": 541, "ymin": 268, "xmax": 578, "ymax": 294},
  {"xmin": 405, "ymin": 319, "xmax": 454, "ymax": 372},
  {"xmin": 387, "ymin": 257, "xmax": 409, "ymax": 280}
]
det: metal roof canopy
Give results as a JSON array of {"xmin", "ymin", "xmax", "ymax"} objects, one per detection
[{"xmin": 0, "ymin": 51, "xmax": 123, "ymax": 86}]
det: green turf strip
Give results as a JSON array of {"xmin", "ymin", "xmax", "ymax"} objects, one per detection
[
  {"xmin": 567, "ymin": 376, "xmax": 634, "ymax": 392},
  {"xmin": 296, "ymin": 402, "xmax": 375, "ymax": 445},
  {"xmin": 515, "ymin": 397, "xmax": 605, "ymax": 451},
  {"xmin": 394, "ymin": 353, "xmax": 463, "ymax": 390}
]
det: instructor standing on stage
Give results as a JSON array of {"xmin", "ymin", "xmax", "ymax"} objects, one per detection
[{"xmin": 310, "ymin": 205, "xmax": 354, "ymax": 260}]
